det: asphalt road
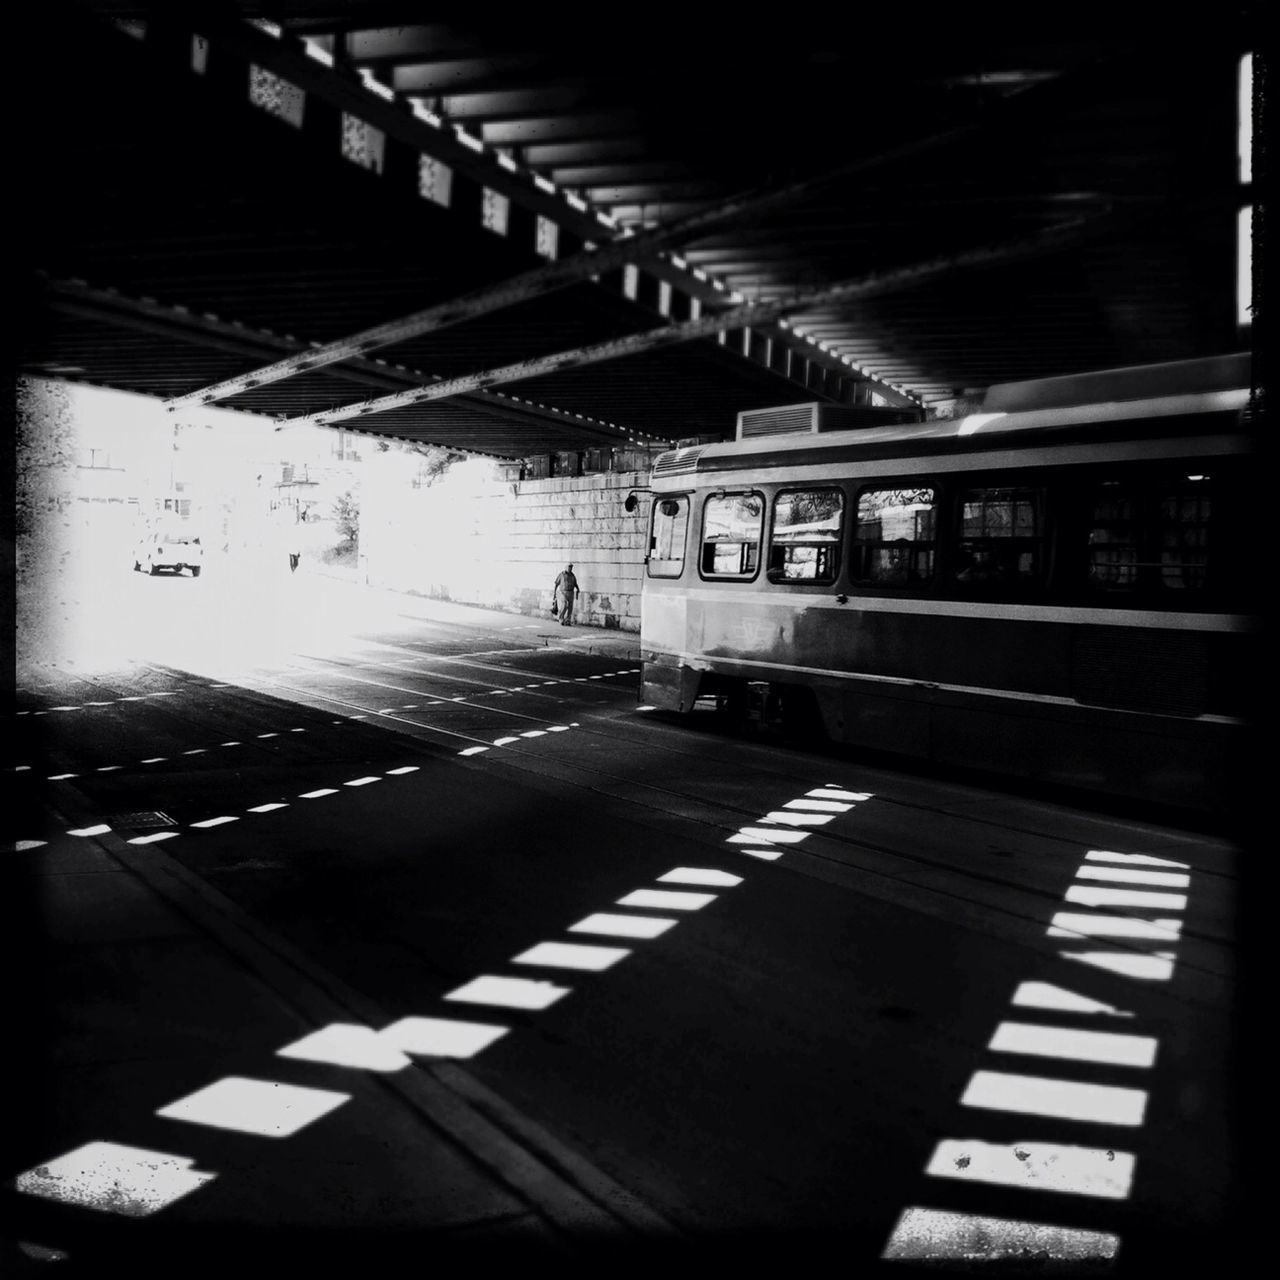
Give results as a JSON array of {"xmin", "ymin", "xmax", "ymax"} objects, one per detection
[{"xmin": 7, "ymin": 555, "xmax": 1250, "ymax": 1274}]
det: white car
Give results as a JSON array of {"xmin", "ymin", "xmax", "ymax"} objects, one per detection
[{"xmin": 133, "ymin": 530, "xmax": 204, "ymax": 577}]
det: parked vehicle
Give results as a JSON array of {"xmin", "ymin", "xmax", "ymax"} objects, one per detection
[{"xmin": 133, "ymin": 529, "xmax": 203, "ymax": 576}]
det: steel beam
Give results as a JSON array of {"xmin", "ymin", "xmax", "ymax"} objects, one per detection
[
  {"xmin": 161, "ymin": 12, "xmax": 1104, "ymax": 419},
  {"xmin": 390, "ymin": 57, "xmax": 552, "ymax": 95},
  {"xmin": 344, "ymin": 26, "xmax": 485, "ymax": 61},
  {"xmin": 40, "ymin": 278, "xmax": 655, "ymax": 445},
  {"xmin": 286, "ymin": 214, "xmax": 1109, "ymax": 427},
  {"xmin": 161, "ymin": 154, "xmax": 882, "ymax": 413}
]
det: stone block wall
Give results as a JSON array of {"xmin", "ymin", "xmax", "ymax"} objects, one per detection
[{"xmin": 359, "ymin": 459, "xmax": 651, "ymax": 632}]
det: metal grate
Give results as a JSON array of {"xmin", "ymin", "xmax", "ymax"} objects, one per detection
[
  {"xmin": 737, "ymin": 403, "xmax": 922, "ymax": 440},
  {"xmin": 109, "ymin": 811, "xmax": 176, "ymax": 830},
  {"xmin": 1071, "ymin": 630, "xmax": 1209, "ymax": 717},
  {"xmin": 652, "ymin": 446, "xmax": 705, "ymax": 477},
  {"xmin": 738, "ymin": 404, "xmax": 818, "ymax": 439}
]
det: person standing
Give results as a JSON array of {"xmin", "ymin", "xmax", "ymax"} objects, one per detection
[{"xmin": 553, "ymin": 562, "xmax": 579, "ymax": 626}]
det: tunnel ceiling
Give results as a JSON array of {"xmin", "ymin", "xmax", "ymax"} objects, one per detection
[{"xmin": 17, "ymin": 2, "xmax": 1257, "ymax": 459}]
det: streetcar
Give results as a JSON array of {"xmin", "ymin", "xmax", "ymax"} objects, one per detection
[{"xmin": 639, "ymin": 352, "xmax": 1258, "ymax": 815}]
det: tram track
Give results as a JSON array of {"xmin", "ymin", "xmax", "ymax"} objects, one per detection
[
  {"xmin": 158, "ymin": 654, "xmax": 1236, "ymax": 985},
  {"xmin": 26, "ymin": 644, "xmax": 1235, "ymax": 989}
]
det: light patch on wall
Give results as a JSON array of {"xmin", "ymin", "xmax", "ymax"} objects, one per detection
[
  {"xmin": 419, "ymin": 156, "xmax": 452, "ymax": 206},
  {"xmin": 1239, "ymin": 53, "xmax": 1253, "ymax": 184},
  {"xmin": 248, "ymin": 66, "xmax": 305, "ymax": 128},
  {"xmin": 340, "ymin": 114, "xmax": 386, "ymax": 174},
  {"xmin": 535, "ymin": 215, "xmax": 559, "ymax": 259},
  {"xmin": 1238, "ymin": 205, "xmax": 1253, "ymax": 327},
  {"xmin": 482, "ymin": 188, "xmax": 510, "ymax": 236}
]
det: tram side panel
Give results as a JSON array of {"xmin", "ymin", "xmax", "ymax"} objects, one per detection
[
  {"xmin": 642, "ymin": 577, "xmax": 1244, "ymax": 812},
  {"xmin": 639, "ymin": 385, "xmax": 1255, "ymax": 816}
]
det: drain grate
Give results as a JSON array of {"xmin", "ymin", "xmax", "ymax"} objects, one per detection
[{"xmin": 109, "ymin": 811, "xmax": 176, "ymax": 830}]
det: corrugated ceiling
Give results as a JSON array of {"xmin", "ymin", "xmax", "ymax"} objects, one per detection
[{"xmin": 16, "ymin": 1, "xmax": 1258, "ymax": 459}]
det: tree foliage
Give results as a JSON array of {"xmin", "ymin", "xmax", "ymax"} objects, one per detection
[
  {"xmin": 333, "ymin": 489, "xmax": 360, "ymax": 544},
  {"xmin": 411, "ymin": 444, "xmax": 469, "ymax": 489}
]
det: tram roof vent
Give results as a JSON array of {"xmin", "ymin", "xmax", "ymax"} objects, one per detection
[
  {"xmin": 652, "ymin": 445, "xmax": 706, "ymax": 477},
  {"xmin": 736, "ymin": 402, "xmax": 920, "ymax": 440}
]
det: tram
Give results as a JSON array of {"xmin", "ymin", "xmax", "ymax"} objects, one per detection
[{"xmin": 639, "ymin": 353, "xmax": 1258, "ymax": 815}]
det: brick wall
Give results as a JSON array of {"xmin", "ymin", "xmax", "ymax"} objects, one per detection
[{"xmin": 359, "ymin": 458, "xmax": 650, "ymax": 632}]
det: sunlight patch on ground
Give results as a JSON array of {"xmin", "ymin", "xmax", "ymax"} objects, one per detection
[
  {"xmin": 14, "ymin": 1141, "xmax": 216, "ymax": 1216},
  {"xmin": 882, "ymin": 1206, "xmax": 1120, "ymax": 1264},
  {"xmin": 512, "ymin": 941, "xmax": 631, "ymax": 971},
  {"xmin": 925, "ymin": 1139, "xmax": 1135, "ymax": 1199},
  {"xmin": 277, "ymin": 1024, "xmax": 412, "ymax": 1072},
  {"xmin": 443, "ymin": 975, "xmax": 571, "ymax": 1010},
  {"xmin": 380, "ymin": 1016, "xmax": 510, "ymax": 1058},
  {"xmin": 156, "ymin": 1077, "xmax": 349, "ymax": 1138},
  {"xmin": 17, "ymin": 536, "xmax": 408, "ymax": 682},
  {"xmin": 962, "ymin": 1070, "xmax": 1147, "ymax": 1126}
]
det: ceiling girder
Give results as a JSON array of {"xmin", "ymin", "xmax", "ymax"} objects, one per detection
[
  {"xmin": 22, "ymin": 7, "xmax": 1247, "ymax": 459},
  {"xmin": 387, "ymin": 57, "xmax": 552, "ymax": 95},
  {"xmin": 289, "ymin": 211, "xmax": 1113, "ymax": 428},
  {"xmin": 342, "ymin": 26, "xmax": 497, "ymax": 61},
  {"xmin": 43, "ymin": 277, "xmax": 650, "ymax": 448},
  {"xmin": 159, "ymin": 71, "xmax": 946, "ymax": 413},
  {"xmin": 162, "ymin": 10, "xmax": 1093, "ymax": 419}
]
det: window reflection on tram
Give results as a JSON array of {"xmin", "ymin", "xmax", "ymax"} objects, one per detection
[
  {"xmin": 769, "ymin": 488, "xmax": 843, "ymax": 583},
  {"xmin": 852, "ymin": 487, "xmax": 936, "ymax": 586},
  {"xmin": 648, "ymin": 495, "xmax": 689, "ymax": 578},
  {"xmin": 701, "ymin": 492, "xmax": 763, "ymax": 578},
  {"xmin": 1086, "ymin": 475, "xmax": 1213, "ymax": 594}
]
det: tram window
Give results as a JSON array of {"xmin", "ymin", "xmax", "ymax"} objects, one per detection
[
  {"xmin": 1087, "ymin": 486, "xmax": 1139, "ymax": 588},
  {"xmin": 1160, "ymin": 482, "xmax": 1212, "ymax": 590},
  {"xmin": 1085, "ymin": 477, "xmax": 1212, "ymax": 593},
  {"xmin": 701, "ymin": 492, "xmax": 763, "ymax": 578},
  {"xmin": 647, "ymin": 496, "xmax": 690, "ymax": 578},
  {"xmin": 769, "ymin": 488, "xmax": 843, "ymax": 583},
  {"xmin": 954, "ymin": 487, "xmax": 1044, "ymax": 586},
  {"xmin": 852, "ymin": 487, "xmax": 936, "ymax": 586}
]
